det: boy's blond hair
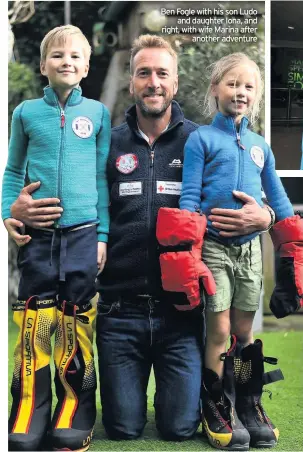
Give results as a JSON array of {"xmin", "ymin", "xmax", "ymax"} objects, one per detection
[
  {"xmin": 130, "ymin": 34, "xmax": 178, "ymax": 74},
  {"xmin": 204, "ymin": 53, "xmax": 263, "ymax": 124},
  {"xmin": 40, "ymin": 25, "xmax": 91, "ymax": 62}
]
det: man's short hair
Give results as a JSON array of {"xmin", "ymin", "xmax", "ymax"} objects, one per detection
[
  {"xmin": 130, "ymin": 34, "xmax": 178, "ymax": 74},
  {"xmin": 40, "ymin": 25, "xmax": 91, "ymax": 62}
]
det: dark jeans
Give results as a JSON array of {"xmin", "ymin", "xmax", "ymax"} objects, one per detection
[{"xmin": 96, "ymin": 296, "xmax": 204, "ymax": 440}]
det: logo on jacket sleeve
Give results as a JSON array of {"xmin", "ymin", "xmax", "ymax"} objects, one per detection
[
  {"xmin": 72, "ymin": 117, "xmax": 93, "ymax": 138},
  {"xmin": 250, "ymin": 146, "xmax": 264, "ymax": 168},
  {"xmin": 116, "ymin": 154, "xmax": 138, "ymax": 174}
]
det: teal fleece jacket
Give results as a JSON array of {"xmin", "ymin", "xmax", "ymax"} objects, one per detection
[{"xmin": 2, "ymin": 86, "xmax": 111, "ymax": 242}]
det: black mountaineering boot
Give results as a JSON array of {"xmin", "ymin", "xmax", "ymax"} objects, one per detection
[
  {"xmin": 234, "ymin": 339, "xmax": 284, "ymax": 448},
  {"xmin": 201, "ymin": 335, "xmax": 250, "ymax": 450}
]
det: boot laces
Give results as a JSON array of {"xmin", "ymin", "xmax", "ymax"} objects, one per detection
[{"xmin": 214, "ymin": 395, "xmax": 233, "ymax": 429}]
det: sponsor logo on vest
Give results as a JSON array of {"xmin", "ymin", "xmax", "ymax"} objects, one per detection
[
  {"xmin": 116, "ymin": 154, "xmax": 138, "ymax": 174},
  {"xmin": 169, "ymin": 158, "xmax": 183, "ymax": 168},
  {"xmin": 156, "ymin": 181, "xmax": 182, "ymax": 195}
]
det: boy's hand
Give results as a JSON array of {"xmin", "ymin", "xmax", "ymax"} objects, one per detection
[
  {"xmin": 3, "ymin": 218, "xmax": 31, "ymax": 246},
  {"xmin": 97, "ymin": 242, "xmax": 107, "ymax": 273}
]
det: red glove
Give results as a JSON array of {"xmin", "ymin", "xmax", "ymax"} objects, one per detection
[
  {"xmin": 156, "ymin": 207, "xmax": 216, "ymax": 311},
  {"xmin": 270, "ymin": 214, "xmax": 303, "ymax": 318}
]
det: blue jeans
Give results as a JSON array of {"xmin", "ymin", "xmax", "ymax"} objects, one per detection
[{"xmin": 96, "ymin": 296, "xmax": 204, "ymax": 440}]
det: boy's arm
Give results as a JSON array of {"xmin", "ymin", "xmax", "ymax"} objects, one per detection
[
  {"xmin": 2, "ymin": 103, "xmax": 28, "ymax": 221},
  {"xmin": 179, "ymin": 130, "xmax": 205, "ymax": 211},
  {"xmin": 261, "ymin": 144, "xmax": 294, "ymax": 221},
  {"xmin": 96, "ymin": 105, "xmax": 111, "ymax": 242}
]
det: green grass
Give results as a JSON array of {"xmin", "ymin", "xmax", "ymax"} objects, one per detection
[{"xmin": 8, "ymin": 313, "xmax": 303, "ymax": 451}]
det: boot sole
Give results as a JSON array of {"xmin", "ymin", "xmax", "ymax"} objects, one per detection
[
  {"xmin": 206, "ymin": 439, "xmax": 250, "ymax": 451},
  {"xmin": 252, "ymin": 440, "xmax": 277, "ymax": 448},
  {"xmin": 202, "ymin": 418, "xmax": 250, "ymax": 451},
  {"xmin": 202, "ymin": 426, "xmax": 249, "ymax": 450},
  {"xmin": 53, "ymin": 446, "xmax": 89, "ymax": 452}
]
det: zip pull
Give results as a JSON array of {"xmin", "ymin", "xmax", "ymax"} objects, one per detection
[
  {"xmin": 150, "ymin": 150, "xmax": 154, "ymax": 166},
  {"xmin": 236, "ymin": 132, "xmax": 245, "ymax": 150},
  {"xmin": 60, "ymin": 109, "xmax": 65, "ymax": 128}
]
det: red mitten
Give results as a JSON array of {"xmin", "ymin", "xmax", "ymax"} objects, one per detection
[
  {"xmin": 156, "ymin": 207, "xmax": 216, "ymax": 311},
  {"xmin": 270, "ymin": 214, "xmax": 303, "ymax": 318}
]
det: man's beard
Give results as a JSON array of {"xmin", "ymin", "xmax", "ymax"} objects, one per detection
[{"xmin": 134, "ymin": 90, "xmax": 173, "ymax": 118}]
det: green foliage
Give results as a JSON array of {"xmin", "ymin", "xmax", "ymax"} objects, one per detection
[
  {"xmin": 176, "ymin": 4, "xmax": 265, "ymax": 134},
  {"xmin": 8, "ymin": 62, "xmax": 40, "ymax": 127},
  {"xmin": 12, "ymin": 1, "xmax": 109, "ymax": 100}
]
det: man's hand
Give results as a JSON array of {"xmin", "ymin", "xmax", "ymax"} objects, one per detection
[
  {"xmin": 4, "ymin": 218, "xmax": 31, "ymax": 246},
  {"xmin": 208, "ymin": 190, "xmax": 271, "ymax": 237},
  {"xmin": 11, "ymin": 181, "xmax": 63, "ymax": 228},
  {"xmin": 97, "ymin": 242, "xmax": 107, "ymax": 273}
]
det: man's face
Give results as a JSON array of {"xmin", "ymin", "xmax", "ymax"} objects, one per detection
[{"xmin": 130, "ymin": 48, "xmax": 178, "ymax": 117}]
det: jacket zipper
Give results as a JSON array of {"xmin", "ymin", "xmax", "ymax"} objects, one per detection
[
  {"xmin": 135, "ymin": 122, "xmax": 182, "ymax": 290},
  {"xmin": 233, "ymin": 119, "xmax": 245, "ymax": 204},
  {"xmin": 56, "ymin": 107, "xmax": 65, "ymax": 227}
]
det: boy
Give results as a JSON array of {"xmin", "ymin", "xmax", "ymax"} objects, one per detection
[{"xmin": 3, "ymin": 25, "xmax": 110, "ymax": 451}]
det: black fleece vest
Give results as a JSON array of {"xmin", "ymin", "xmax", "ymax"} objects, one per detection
[{"xmin": 97, "ymin": 101, "xmax": 198, "ymax": 299}]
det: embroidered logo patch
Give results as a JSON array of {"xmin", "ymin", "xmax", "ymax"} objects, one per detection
[
  {"xmin": 119, "ymin": 181, "xmax": 142, "ymax": 196},
  {"xmin": 116, "ymin": 154, "xmax": 138, "ymax": 174},
  {"xmin": 157, "ymin": 181, "xmax": 182, "ymax": 195},
  {"xmin": 72, "ymin": 117, "xmax": 93, "ymax": 138},
  {"xmin": 250, "ymin": 146, "xmax": 264, "ymax": 168},
  {"xmin": 169, "ymin": 158, "xmax": 183, "ymax": 168}
]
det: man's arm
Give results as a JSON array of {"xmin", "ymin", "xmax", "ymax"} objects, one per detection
[
  {"xmin": 11, "ymin": 181, "xmax": 62, "ymax": 228},
  {"xmin": 208, "ymin": 190, "xmax": 272, "ymax": 237}
]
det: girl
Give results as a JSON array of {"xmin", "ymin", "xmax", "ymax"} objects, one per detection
[{"xmin": 179, "ymin": 53, "xmax": 293, "ymax": 450}]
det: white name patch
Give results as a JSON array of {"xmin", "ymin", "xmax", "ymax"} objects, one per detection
[
  {"xmin": 250, "ymin": 146, "xmax": 264, "ymax": 168},
  {"xmin": 157, "ymin": 181, "xmax": 182, "ymax": 195},
  {"xmin": 119, "ymin": 181, "xmax": 142, "ymax": 196}
]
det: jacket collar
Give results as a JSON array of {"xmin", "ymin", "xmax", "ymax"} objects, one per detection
[
  {"xmin": 43, "ymin": 85, "xmax": 83, "ymax": 107},
  {"xmin": 211, "ymin": 112, "xmax": 249, "ymax": 137},
  {"xmin": 125, "ymin": 100, "xmax": 184, "ymax": 132}
]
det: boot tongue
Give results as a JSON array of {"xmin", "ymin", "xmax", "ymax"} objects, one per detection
[{"xmin": 241, "ymin": 340, "xmax": 262, "ymax": 362}]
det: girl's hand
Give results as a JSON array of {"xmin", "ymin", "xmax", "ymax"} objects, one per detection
[
  {"xmin": 3, "ymin": 218, "xmax": 31, "ymax": 247},
  {"xmin": 97, "ymin": 241, "xmax": 107, "ymax": 273}
]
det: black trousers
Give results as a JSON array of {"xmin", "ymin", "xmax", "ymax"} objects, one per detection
[{"xmin": 17, "ymin": 225, "xmax": 98, "ymax": 306}]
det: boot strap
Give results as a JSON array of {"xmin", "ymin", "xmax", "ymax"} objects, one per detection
[{"xmin": 263, "ymin": 368, "xmax": 284, "ymax": 385}]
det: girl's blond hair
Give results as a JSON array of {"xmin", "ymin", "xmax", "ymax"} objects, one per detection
[
  {"xmin": 204, "ymin": 53, "xmax": 263, "ymax": 124},
  {"xmin": 40, "ymin": 25, "xmax": 91, "ymax": 62}
]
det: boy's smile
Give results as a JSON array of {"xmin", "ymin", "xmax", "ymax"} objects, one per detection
[{"xmin": 40, "ymin": 36, "xmax": 89, "ymax": 94}]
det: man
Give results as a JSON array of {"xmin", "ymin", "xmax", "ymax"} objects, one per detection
[{"xmin": 8, "ymin": 35, "xmax": 272, "ymax": 441}]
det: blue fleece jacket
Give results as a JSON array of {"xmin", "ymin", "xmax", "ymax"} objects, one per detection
[
  {"xmin": 179, "ymin": 112, "xmax": 294, "ymax": 245},
  {"xmin": 2, "ymin": 86, "xmax": 111, "ymax": 241}
]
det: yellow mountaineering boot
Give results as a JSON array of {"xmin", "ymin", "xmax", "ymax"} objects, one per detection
[
  {"xmin": 8, "ymin": 296, "xmax": 57, "ymax": 451},
  {"xmin": 50, "ymin": 300, "xmax": 97, "ymax": 451}
]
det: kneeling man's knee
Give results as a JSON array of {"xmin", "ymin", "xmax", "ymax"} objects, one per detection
[{"xmin": 157, "ymin": 418, "xmax": 200, "ymax": 441}]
